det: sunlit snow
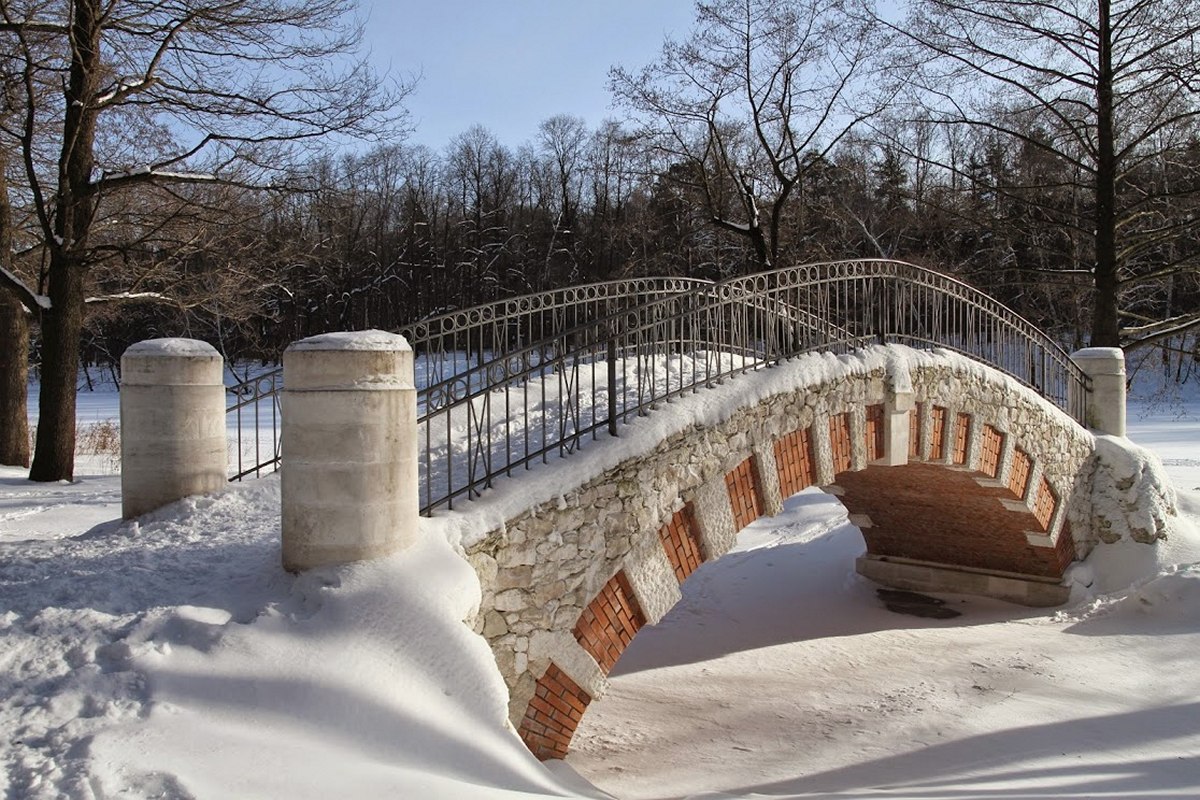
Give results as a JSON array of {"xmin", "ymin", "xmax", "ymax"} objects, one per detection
[{"xmin": 2, "ymin": 354, "xmax": 1199, "ymax": 799}]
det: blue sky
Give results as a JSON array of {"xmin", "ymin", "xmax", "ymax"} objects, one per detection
[{"xmin": 362, "ymin": 1, "xmax": 697, "ymax": 149}]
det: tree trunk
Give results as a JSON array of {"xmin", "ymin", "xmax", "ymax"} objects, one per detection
[
  {"xmin": 1091, "ymin": 0, "xmax": 1121, "ymax": 348},
  {"xmin": 29, "ymin": 255, "xmax": 84, "ymax": 481},
  {"xmin": 0, "ymin": 292, "xmax": 30, "ymax": 468},
  {"xmin": 749, "ymin": 223, "xmax": 771, "ymax": 270},
  {"xmin": 28, "ymin": 0, "xmax": 102, "ymax": 482}
]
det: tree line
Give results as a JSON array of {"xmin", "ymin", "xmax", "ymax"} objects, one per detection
[{"xmin": 3, "ymin": 0, "xmax": 1199, "ymax": 480}]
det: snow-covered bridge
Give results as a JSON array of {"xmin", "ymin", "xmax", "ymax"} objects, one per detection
[
  {"xmin": 452, "ymin": 344, "xmax": 1162, "ymax": 760},
  {"xmin": 120, "ymin": 259, "xmax": 1171, "ymax": 761}
]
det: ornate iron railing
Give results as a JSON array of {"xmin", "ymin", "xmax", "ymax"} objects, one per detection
[
  {"xmin": 227, "ymin": 368, "xmax": 283, "ymax": 481},
  {"xmin": 225, "ymin": 276, "xmax": 716, "ymax": 483},
  {"xmin": 226, "ymin": 260, "xmax": 1091, "ymax": 515}
]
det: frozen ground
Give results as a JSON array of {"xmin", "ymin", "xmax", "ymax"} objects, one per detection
[{"xmin": 2, "ymin": 358, "xmax": 1199, "ymax": 799}]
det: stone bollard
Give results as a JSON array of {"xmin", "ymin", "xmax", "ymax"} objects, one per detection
[
  {"xmin": 281, "ymin": 330, "xmax": 419, "ymax": 571},
  {"xmin": 1072, "ymin": 347, "xmax": 1126, "ymax": 437},
  {"xmin": 120, "ymin": 339, "xmax": 227, "ymax": 519}
]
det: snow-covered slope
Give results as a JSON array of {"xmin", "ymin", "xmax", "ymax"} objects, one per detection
[
  {"xmin": 0, "ymin": 474, "xmax": 593, "ymax": 799},
  {"xmin": 2, "ymin": 373, "xmax": 1199, "ymax": 799}
]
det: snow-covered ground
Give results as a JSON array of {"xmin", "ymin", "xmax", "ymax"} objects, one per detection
[
  {"xmin": 2, "ymin": 357, "xmax": 1199, "ymax": 799},
  {"xmin": 569, "ymin": 462, "xmax": 1200, "ymax": 799}
]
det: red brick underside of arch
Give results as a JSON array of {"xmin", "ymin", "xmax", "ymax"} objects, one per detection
[{"xmin": 835, "ymin": 464, "xmax": 1075, "ymax": 579}]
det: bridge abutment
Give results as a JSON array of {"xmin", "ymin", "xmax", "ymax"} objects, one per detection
[{"xmin": 855, "ymin": 555, "xmax": 1071, "ymax": 606}]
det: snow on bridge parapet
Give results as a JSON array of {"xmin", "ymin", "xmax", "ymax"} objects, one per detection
[{"xmin": 422, "ymin": 345, "xmax": 1170, "ymax": 760}]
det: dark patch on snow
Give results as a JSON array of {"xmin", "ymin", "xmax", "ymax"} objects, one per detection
[{"xmin": 876, "ymin": 588, "xmax": 962, "ymax": 619}]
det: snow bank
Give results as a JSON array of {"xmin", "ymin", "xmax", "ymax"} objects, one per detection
[
  {"xmin": 0, "ymin": 472, "xmax": 590, "ymax": 798},
  {"xmin": 1089, "ymin": 435, "xmax": 1177, "ymax": 546},
  {"xmin": 88, "ymin": 532, "xmax": 575, "ymax": 799},
  {"xmin": 1066, "ymin": 435, "xmax": 1200, "ymax": 597}
]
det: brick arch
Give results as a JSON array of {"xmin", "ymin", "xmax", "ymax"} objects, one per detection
[
  {"xmin": 517, "ymin": 407, "xmax": 1080, "ymax": 759},
  {"xmin": 467, "ymin": 351, "xmax": 1097, "ymax": 760},
  {"xmin": 775, "ymin": 400, "xmax": 1079, "ymax": 604},
  {"xmin": 517, "ymin": 500, "xmax": 717, "ymax": 760}
]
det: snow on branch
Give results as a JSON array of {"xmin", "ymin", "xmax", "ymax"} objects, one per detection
[
  {"xmin": 0, "ymin": 20, "xmax": 67, "ymax": 34},
  {"xmin": 93, "ymin": 168, "xmax": 221, "ymax": 192},
  {"xmin": 1122, "ymin": 313, "xmax": 1200, "ymax": 351},
  {"xmin": 0, "ymin": 264, "xmax": 50, "ymax": 314},
  {"xmin": 84, "ymin": 291, "xmax": 173, "ymax": 305},
  {"xmin": 94, "ymin": 77, "xmax": 158, "ymax": 109}
]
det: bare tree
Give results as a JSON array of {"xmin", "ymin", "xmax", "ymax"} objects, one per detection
[
  {"xmin": 444, "ymin": 125, "xmax": 519, "ymax": 302},
  {"xmin": 532, "ymin": 114, "xmax": 588, "ymax": 285},
  {"xmin": 585, "ymin": 120, "xmax": 644, "ymax": 278},
  {"xmin": 537, "ymin": 114, "xmax": 588, "ymax": 231},
  {"xmin": 885, "ymin": 0, "xmax": 1200, "ymax": 349},
  {"xmin": 610, "ymin": 0, "xmax": 889, "ymax": 269},
  {"xmin": 0, "ymin": 0, "xmax": 408, "ymax": 481}
]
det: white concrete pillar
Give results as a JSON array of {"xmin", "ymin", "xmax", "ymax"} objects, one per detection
[
  {"xmin": 1072, "ymin": 347, "xmax": 1126, "ymax": 437},
  {"xmin": 120, "ymin": 339, "xmax": 227, "ymax": 519},
  {"xmin": 281, "ymin": 330, "xmax": 419, "ymax": 571},
  {"xmin": 882, "ymin": 392, "xmax": 915, "ymax": 467},
  {"xmin": 882, "ymin": 354, "xmax": 915, "ymax": 466}
]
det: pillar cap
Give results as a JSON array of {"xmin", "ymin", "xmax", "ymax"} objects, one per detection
[
  {"xmin": 124, "ymin": 338, "xmax": 219, "ymax": 358},
  {"xmin": 121, "ymin": 338, "xmax": 222, "ymax": 386},
  {"xmin": 284, "ymin": 330, "xmax": 414, "ymax": 392},
  {"xmin": 1071, "ymin": 347, "xmax": 1125, "ymax": 372},
  {"xmin": 288, "ymin": 330, "xmax": 411, "ymax": 353}
]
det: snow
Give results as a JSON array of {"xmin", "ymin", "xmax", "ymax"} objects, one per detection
[
  {"xmin": 2, "ymin": 352, "xmax": 1200, "ymax": 798},
  {"xmin": 1089, "ymin": 435, "xmax": 1177, "ymax": 544},
  {"xmin": 0, "ymin": 264, "xmax": 51, "ymax": 311},
  {"xmin": 1073, "ymin": 345, "xmax": 1125, "ymax": 362},
  {"xmin": 570, "ymin": 508, "xmax": 1200, "ymax": 798},
  {"xmin": 84, "ymin": 292, "xmax": 173, "ymax": 305},
  {"xmin": 123, "ymin": 338, "xmax": 220, "ymax": 358},
  {"xmin": 287, "ymin": 330, "xmax": 413, "ymax": 352}
]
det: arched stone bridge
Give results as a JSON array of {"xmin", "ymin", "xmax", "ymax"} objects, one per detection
[
  {"xmin": 192, "ymin": 260, "xmax": 1167, "ymax": 761},
  {"xmin": 457, "ymin": 345, "xmax": 1156, "ymax": 760}
]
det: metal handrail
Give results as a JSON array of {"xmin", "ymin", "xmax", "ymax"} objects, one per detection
[
  {"xmin": 226, "ymin": 260, "xmax": 1091, "ymax": 515},
  {"xmin": 225, "ymin": 276, "xmax": 717, "ymax": 482}
]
